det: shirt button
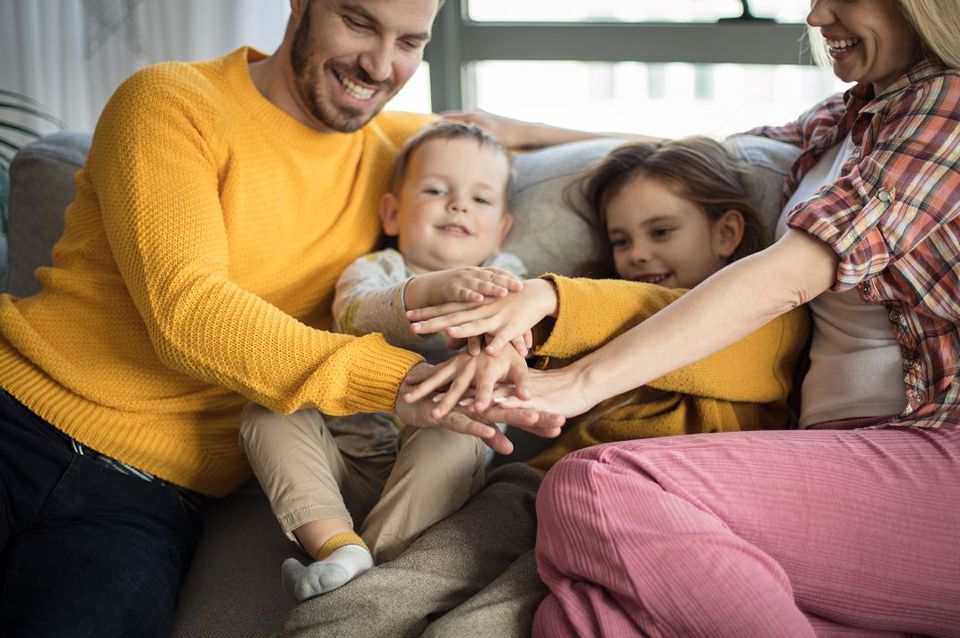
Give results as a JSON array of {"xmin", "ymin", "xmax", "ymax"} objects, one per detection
[
  {"xmin": 877, "ymin": 189, "xmax": 892, "ymax": 203},
  {"xmin": 888, "ymin": 308, "xmax": 901, "ymax": 323},
  {"xmin": 858, "ymin": 281, "xmax": 871, "ymax": 296}
]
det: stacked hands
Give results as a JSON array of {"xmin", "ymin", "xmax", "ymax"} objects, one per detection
[{"xmin": 393, "ymin": 267, "xmax": 587, "ymax": 456}]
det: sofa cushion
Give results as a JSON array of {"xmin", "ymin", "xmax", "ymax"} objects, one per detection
[
  {"xmin": 503, "ymin": 134, "xmax": 800, "ymax": 279},
  {"xmin": 6, "ymin": 132, "xmax": 90, "ymax": 297},
  {"xmin": 505, "ymin": 137, "xmax": 623, "ymax": 278},
  {"xmin": 6, "ymin": 131, "xmax": 802, "ymax": 638}
]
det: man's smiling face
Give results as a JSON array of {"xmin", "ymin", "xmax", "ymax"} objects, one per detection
[{"xmin": 289, "ymin": 0, "xmax": 437, "ymax": 132}]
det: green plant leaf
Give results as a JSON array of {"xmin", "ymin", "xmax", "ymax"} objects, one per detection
[
  {"xmin": 0, "ymin": 101, "xmax": 65, "ymax": 129},
  {"xmin": 0, "ymin": 122, "xmax": 44, "ymax": 141}
]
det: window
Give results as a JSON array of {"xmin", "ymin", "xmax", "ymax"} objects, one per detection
[
  {"xmin": 471, "ymin": 61, "xmax": 847, "ymax": 138},
  {"xmin": 426, "ymin": 1, "xmax": 847, "ymax": 137},
  {"xmin": 388, "ymin": 63, "xmax": 432, "ymax": 113},
  {"xmin": 467, "ymin": 0, "xmax": 810, "ymax": 23}
]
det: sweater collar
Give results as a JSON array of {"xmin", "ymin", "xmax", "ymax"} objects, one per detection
[{"xmin": 223, "ymin": 46, "xmax": 360, "ymax": 153}]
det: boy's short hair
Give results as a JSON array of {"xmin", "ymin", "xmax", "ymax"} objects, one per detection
[{"xmin": 389, "ymin": 121, "xmax": 512, "ymax": 195}]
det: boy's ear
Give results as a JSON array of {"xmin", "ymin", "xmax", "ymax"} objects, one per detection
[
  {"xmin": 379, "ymin": 193, "xmax": 401, "ymax": 237},
  {"xmin": 496, "ymin": 211, "xmax": 514, "ymax": 246},
  {"xmin": 714, "ymin": 209, "xmax": 745, "ymax": 259}
]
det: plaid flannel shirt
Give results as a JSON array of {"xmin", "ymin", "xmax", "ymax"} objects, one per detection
[{"xmin": 750, "ymin": 59, "xmax": 960, "ymax": 429}]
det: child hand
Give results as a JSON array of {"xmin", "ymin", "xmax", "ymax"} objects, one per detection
[
  {"xmin": 403, "ymin": 267, "xmax": 523, "ymax": 311},
  {"xmin": 396, "ymin": 363, "xmax": 564, "ymax": 455},
  {"xmin": 445, "ymin": 332, "xmax": 531, "ymax": 357},
  {"xmin": 403, "ymin": 345, "xmax": 532, "ymax": 417},
  {"xmin": 408, "ymin": 278, "xmax": 557, "ymax": 356}
]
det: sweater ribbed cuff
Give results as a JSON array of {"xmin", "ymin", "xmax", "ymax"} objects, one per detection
[{"xmin": 344, "ymin": 335, "xmax": 423, "ymax": 414}]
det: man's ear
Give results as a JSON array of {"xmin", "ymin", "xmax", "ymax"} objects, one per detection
[
  {"xmin": 496, "ymin": 211, "xmax": 514, "ymax": 245},
  {"xmin": 379, "ymin": 193, "xmax": 401, "ymax": 236},
  {"xmin": 714, "ymin": 209, "xmax": 745, "ymax": 259}
]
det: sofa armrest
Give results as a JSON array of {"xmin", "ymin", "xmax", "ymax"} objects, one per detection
[{"xmin": 7, "ymin": 132, "xmax": 91, "ymax": 297}]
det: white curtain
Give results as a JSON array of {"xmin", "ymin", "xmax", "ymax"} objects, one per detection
[{"xmin": 0, "ymin": 0, "xmax": 291, "ymax": 133}]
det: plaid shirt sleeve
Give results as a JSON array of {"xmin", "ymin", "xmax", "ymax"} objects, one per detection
[
  {"xmin": 747, "ymin": 93, "xmax": 846, "ymax": 149},
  {"xmin": 785, "ymin": 74, "xmax": 960, "ymax": 292}
]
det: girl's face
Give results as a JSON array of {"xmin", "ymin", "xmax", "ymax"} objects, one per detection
[
  {"xmin": 604, "ymin": 176, "xmax": 739, "ymax": 289},
  {"xmin": 807, "ymin": 0, "xmax": 922, "ymax": 95}
]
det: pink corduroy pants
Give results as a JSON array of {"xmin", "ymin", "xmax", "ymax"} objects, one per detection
[{"xmin": 533, "ymin": 427, "xmax": 960, "ymax": 637}]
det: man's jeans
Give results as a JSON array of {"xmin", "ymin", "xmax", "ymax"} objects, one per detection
[{"xmin": 0, "ymin": 388, "xmax": 203, "ymax": 638}]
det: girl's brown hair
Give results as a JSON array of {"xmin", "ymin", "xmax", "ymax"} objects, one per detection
[{"xmin": 581, "ymin": 136, "xmax": 768, "ymax": 263}]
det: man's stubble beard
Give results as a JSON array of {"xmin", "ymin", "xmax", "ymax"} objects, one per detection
[{"xmin": 289, "ymin": 4, "xmax": 396, "ymax": 133}]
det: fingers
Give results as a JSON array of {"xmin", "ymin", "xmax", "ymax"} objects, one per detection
[
  {"xmin": 407, "ymin": 301, "xmax": 488, "ymax": 327},
  {"xmin": 509, "ymin": 335, "xmax": 528, "ymax": 358},
  {"xmin": 475, "ymin": 351, "xmax": 529, "ymax": 412},
  {"xmin": 466, "ymin": 335, "xmax": 483, "ymax": 356},
  {"xmin": 438, "ymin": 411, "xmax": 501, "ymax": 446},
  {"xmin": 484, "ymin": 268, "xmax": 524, "ymax": 293},
  {"xmin": 402, "ymin": 361, "xmax": 457, "ymax": 403},
  {"xmin": 482, "ymin": 405, "xmax": 564, "ymax": 438},
  {"xmin": 471, "ymin": 356, "xmax": 504, "ymax": 412},
  {"xmin": 444, "ymin": 318, "xmax": 498, "ymax": 340},
  {"xmin": 508, "ymin": 355, "xmax": 531, "ymax": 401},
  {"xmin": 434, "ymin": 409, "xmax": 513, "ymax": 455},
  {"xmin": 431, "ymin": 358, "xmax": 477, "ymax": 418},
  {"xmin": 454, "ymin": 287, "xmax": 485, "ymax": 303},
  {"xmin": 402, "ymin": 361, "xmax": 435, "ymax": 385},
  {"xmin": 450, "ymin": 269, "xmax": 521, "ymax": 303},
  {"xmin": 483, "ymin": 427, "xmax": 514, "ymax": 456},
  {"xmin": 484, "ymin": 332, "xmax": 512, "ymax": 356}
]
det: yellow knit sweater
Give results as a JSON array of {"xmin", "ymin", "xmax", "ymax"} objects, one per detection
[
  {"xmin": 0, "ymin": 48, "xmax": 434, "ymax": 496},
  {"xmin": 528, "ymin": 275, "xmax": 810, "ymax": 471}
]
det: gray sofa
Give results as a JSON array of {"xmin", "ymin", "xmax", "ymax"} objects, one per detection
[{"xmin": 4, "ymin": 131, "xmax": 799, "ymax": 637}]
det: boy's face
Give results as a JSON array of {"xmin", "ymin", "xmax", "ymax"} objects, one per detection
[{"xmin": 380, "ymin": 138, "xmax": 513, "ymax": 273}]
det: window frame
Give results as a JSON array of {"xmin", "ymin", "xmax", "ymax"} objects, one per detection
[{"xmin": 424, "ymin": 0, "xmax": 814, "ymax": 112}]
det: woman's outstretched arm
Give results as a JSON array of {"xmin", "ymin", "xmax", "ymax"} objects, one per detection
[{"xmin": 509, "ymin": 230, "xmax": 837, "ymax": 417}]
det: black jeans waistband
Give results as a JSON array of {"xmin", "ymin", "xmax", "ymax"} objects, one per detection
[{"xmin": 0, "ymin": 387, "xmax": 205, "ymax": 510}]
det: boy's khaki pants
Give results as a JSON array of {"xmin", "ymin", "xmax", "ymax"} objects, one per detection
[{"xmin": 238, "ymin": 404, "xmax": 486, "ymax": 563}]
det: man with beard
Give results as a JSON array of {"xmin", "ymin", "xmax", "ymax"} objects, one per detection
[{"xmin": 0, "ymin": 1, "xmax": 565, "ymax": 636}]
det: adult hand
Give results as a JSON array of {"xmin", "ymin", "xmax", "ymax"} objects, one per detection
[
  {"xmin": 495, "ymin": 365, "xmax": 598, "ymax": 419},
  {"xmin": 407, "ymin": 278, "xmax": 558, "ymax": 356},
  {"xmin": 441, "ymin": 110, "xmax": 599, "ymax": 149},
  {"xmin": 396, "ymin": 363, "xmax": 564, "ymax": 455},
  {"xmin": 440, "ymin": 110, "xmax": 535, "ymax": 148},
  {"xmin": 403, "ymin": 343, "xmax": 531, "ymax": 416}
]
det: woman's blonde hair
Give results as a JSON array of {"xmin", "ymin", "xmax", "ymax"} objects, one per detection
[{"xmin": 807, "ymin": 0, "xmax": 960, "ymax": 70}]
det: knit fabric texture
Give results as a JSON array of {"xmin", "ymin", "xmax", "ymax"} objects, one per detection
[
  {"xmin": 0, "ymin": 48, "xmax": 434, "ymax": 496},
  {"xmin": 528, "ymin": 275, "xmax": 810, "ymax": 470}
]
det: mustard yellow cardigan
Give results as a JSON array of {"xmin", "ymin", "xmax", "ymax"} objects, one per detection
[
  {"xmin": 528, "ymin": 275, "xmax": 810, "ymax": 471},
  {"xmin": 0, "ymin": 48, "xmax": 433, "ymax": 495}
]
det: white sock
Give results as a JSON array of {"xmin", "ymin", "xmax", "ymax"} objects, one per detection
[{"xmin": 281, "ymin": 545, "xmax": 374, "ymax": 601}]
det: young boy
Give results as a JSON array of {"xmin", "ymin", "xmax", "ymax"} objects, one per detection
[{"xmin": 238, "ymin": 122, "xmax": 525, "ymax": 601}]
